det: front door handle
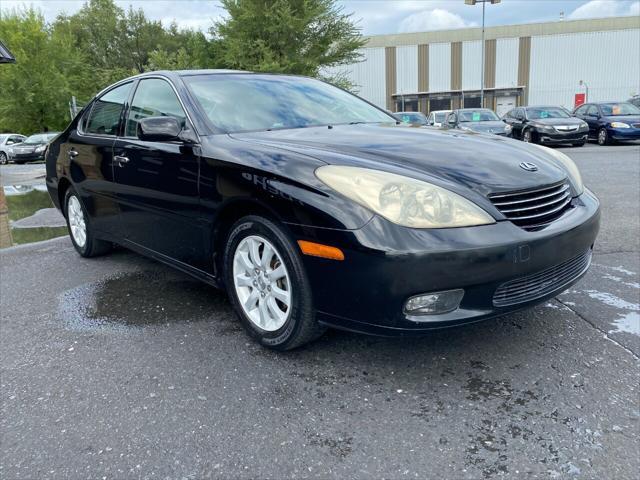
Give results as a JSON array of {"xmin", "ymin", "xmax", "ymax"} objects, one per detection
[
  {"xmin": 114, "ymin": 155, "xmax": 130, "ymax": 167},
  {"xmin": 68, "ymin": 149, "xmax": 79, "ymax": 159}
]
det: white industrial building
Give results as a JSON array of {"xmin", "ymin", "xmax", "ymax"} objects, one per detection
[{"xmin": 329, "ymin": 16, "xmax": 640, "ymax": 116}]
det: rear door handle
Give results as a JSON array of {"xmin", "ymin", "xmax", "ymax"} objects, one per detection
[{"xmin": 114, "ymin": 155, "xmax": 130, "ymax": 167}]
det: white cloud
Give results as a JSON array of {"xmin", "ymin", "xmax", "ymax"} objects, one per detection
[
  {"xmin": 568, "ymin": 0, "xmax": 638, "ymax": 19},
  {"xmin": 399, "ymin": 8, "xmax": 473, "ymax": 33}
]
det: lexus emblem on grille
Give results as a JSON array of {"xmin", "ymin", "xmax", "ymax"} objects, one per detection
[{"xmin": 519, "ymin": 162, "xmax": 538, "ymax": 172}]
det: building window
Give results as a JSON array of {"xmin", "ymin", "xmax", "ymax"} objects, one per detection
[
  {"xmin": 429, "ymin": 98, "xmax": 451, "ymax": 112},
  {"xmin": 462, "ymin": 96, "xmax": 481, "ymax": 108}
]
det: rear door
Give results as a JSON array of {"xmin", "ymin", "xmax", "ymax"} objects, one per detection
[
  {"xmin": 59, "ymin": 81, "xmax": 133, "ymax": 236},
  {"xmin": 112, "ymin": 77, "xmax": 203, "ymax": 266}
]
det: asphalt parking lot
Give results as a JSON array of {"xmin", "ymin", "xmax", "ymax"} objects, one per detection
[{"xmin": 1, "ymin": 143, "xmax": 639, "ymax": 479}]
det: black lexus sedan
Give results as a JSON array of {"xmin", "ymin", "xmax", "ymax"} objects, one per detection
[
  {"xmin": 12, "ymin": 132, "xmax": 59, "ymax": 164},
  {"xmin": 46, "ymin": 70, "xmax": 600, "ymax": 350},
  {"xmin": 444, "ymin": 108, "xmax": 512, "ymax": 136},
  {"xmin": 503, "ymin": 106, "xmax": 588, "ymax": 146}
]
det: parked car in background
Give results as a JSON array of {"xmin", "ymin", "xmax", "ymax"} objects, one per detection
[
  {"xmin": 503, "ymin": 106, "xmax": 588, "ymax": 146},
  {"xmin": 0, "ymin": 133, "xmax": 26, "ymax": 164},
  {"xmin": 396, "ymin": 111, "xmax": 428, "ymax": 126},
  {"xmin": 46, "ymin": 70, "xmax": 598, "ymax": 350},
  {"xmin": 573, "ymin": 101, "xmax": 640, "ymax": 145},
  {"xmin": 11, "ymin": 132, "xmax": 59, "ymax": 164},
  {"xmin": 444, "ymin": 108, "xmax": 512, "ymax": 136},
  {"xmin": 427, "ymin": 110, "xmax": 452, "ymax": 127},
  {"xmin": 628, "ymin": 95, "xmax": 640, "ymax": 108}
]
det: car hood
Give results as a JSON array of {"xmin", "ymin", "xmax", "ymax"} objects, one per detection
[
  {"xmin": 603, "ymin": 115, "xmax": 640, "ymax": 124},
  {"xmin": 231, "ymin": 124, "xmax": 568, "ymax": 197},
  {"xmin": 460, "ymin": 121, "xmax": 508, "ymax": 134},
  {"xmin": 530, "ymin": 117, "xmax": 584, "ymax": 126}
]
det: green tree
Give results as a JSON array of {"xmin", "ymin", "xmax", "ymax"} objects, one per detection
[
  {"xmin": 214, "ymin": 0, "xmax": 364, "ymax": 84},
  {"xmin": 0, "ymin": 8, "xmax": 87, "ymax": 134}
]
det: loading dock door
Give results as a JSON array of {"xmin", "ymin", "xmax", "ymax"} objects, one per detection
[{"xmin": 496, "ymin": 95, "xmax": 517, "ymax": 118}]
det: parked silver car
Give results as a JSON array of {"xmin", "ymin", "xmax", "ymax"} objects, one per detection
[{"xmin": 0, "ymin": 134, "xmax": 27, "ymax": 164}]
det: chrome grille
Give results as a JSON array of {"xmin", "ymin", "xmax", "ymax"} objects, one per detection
[
  {"xmin": 493, "ymin": 249, "xmax": 592, "ymax": 307},
  {"xmin": 489, "ymin": 181, "xmax": 573, "ymax": 231}
]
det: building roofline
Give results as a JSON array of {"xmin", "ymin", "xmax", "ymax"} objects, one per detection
[{"xmin": 363, "ymin": 15, "xmax": 640, "ymax": 47}]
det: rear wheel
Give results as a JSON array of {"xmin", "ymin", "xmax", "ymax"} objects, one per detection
[
  {"xmin": 597, "ymin": 128, "xmax": 610, "ymax": 146},
  {"xmin": 64, "ymin": 188, "xmax": 111, "ymax": 257},
  {"xmin": 0, "ymin": 152, "xmax": 7, "ymax": 164},
  {"xmin": 223, "ymin": 215, "xmax": 326, "ymax": 350}
]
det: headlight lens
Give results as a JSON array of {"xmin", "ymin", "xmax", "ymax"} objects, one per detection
[
  {"xmin": 610, "ymin": 122, "xmax": 630, "ymax": 128},
  {"xmin": 504, "ymin": 124, "xmax": 512, "ymax": 133},
  {"xmin": 316, "ymin": 166, "xmax": 495, "ymax": 228},
  {"xmin": 35, "ymin": 145, "xmax": 46, "ymax": 152},
  {"xmin": 531, "ymin": 145, "xmax": 584, "ymax": 195}
]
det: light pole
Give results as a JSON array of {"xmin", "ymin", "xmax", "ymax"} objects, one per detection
[{"xmin": 465, "ymin": 0, "xmax": 500, "ymax": 108}]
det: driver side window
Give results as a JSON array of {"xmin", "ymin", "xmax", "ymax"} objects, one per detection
[{"xmin": 125, "ymin": 78, "xmax": 187, "ymax": 138}]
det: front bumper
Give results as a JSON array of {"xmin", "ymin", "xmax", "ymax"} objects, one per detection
[
  {"xmin": 287, "ymin": 189, "xmax": 600, "ymax": 335},
  {"xmin": 12, "ymin": 151, "xmax": 45, "ymax": 162},
  {"xmin": 609, "ymin": 128, "xmax": 640, "ymax": 141},
  {"xmin": 539, "ymin": 131, "xmax": 588, "ymax": 144}
]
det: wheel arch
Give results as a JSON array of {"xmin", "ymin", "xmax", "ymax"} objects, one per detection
[{"xmin": 57, "ymin": 177, "xmax": 72, "ymax": 217}]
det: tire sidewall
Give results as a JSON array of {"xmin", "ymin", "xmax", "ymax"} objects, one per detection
[
  {"xmin": 223, "ymin": 216, "xmax": 313, "ymax": 349},
  {"xmin": 598, "ymin": 128, "xmax": 608, "ymax": 145}
]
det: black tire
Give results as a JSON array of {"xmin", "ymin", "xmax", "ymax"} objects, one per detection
[
  {"xmin": 597, "ymin": 127, "xmax": 610, "ymax": 146},
  {"xmin": 522, "ymin": 129, "xmax": 535, "ymax": 143},
  {"xmin": 64, "ymin": 187, "xmax": 111, "ymax": 258},
  {"xmin": 0, "ymin": 152, "xmax": 7, "ymax": 165},
  {"xmin": 223, "ymin": 215, "xmax": 326, "ymax": 350}
]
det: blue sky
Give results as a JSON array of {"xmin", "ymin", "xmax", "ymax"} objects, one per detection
[{"xmin": 1, "ymin": 0, "xmax": 639, "ymax": 35}]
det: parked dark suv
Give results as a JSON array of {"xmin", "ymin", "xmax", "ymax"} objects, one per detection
[
  {"xmin": 573, "ymin": 102, "xmax": 640, "ymax": 145},
  {"xmin": 503, "ymin": 106, "xmax": 588, "ymax": 146}
]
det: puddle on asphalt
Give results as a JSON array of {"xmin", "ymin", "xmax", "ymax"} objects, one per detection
[
  {"xmin": 59, "ymin": 271, "xmax": 230, "ymax": 331},
  {"xmin": 2, "ymin": 184, "xmax": 67, "ymax": 246}
]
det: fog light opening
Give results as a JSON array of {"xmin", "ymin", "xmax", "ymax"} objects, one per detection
[{"xmin": 404, "ymin": 289, "xmax": 464, "ymax": 316}]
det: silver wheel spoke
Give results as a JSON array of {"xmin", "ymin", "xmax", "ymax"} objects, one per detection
[
  {"xmin": 68, "ymin": 196, "xmax": 87, "ymax": 248},
  {"xmin": 232, "ymin": 234, "xmax": 292, "ymax": 332}
]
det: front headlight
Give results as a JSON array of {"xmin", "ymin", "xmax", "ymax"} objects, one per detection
[
  {"xmin": 35, "ymin": 145, "xmax": 46, "ymax": 153},
  {"xmin": 610, "ymin": 122, "xmax": 630, "ymax": 128},
  {"xmin": 531, "ymin": 145, "xmax": 584, "ymax": 195},
  {"xmin": 580, "ymin": 121, "xmax": 589, "ymax": 130},
  {"xmin": 504, "ymin": 124, "xmax": 512, "ymax": 133},
  {"xmin": 315, "ymin": 166, "xmax": 495, "ymax": 228}
]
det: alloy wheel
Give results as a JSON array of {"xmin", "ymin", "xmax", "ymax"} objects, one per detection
[
  {"xmin": 67, "ymin": 195, "xmax": 87, "ymax": 248},
  {"xmin": 523, "ymin": 130, "xmax": 531, "ymax": 143},
  {"xmin": 232, "ymin": 235, "xmax": 292, "ymax": 331},
  {"xmin": 0, "ymin": 152, "xmax": 7, "ymax": 164},
  {"xmin": 598, "ymin": 129, "xmax": 607, "ymax": 145}
]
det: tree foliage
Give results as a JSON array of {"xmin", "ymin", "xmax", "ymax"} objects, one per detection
[
  {"xmin": 214, "ymin": 0, "xmax": 364, "ymax": 79},
  {"xmin": 0, "ymin": 0, "xmax": 364, "ymax": 135}
]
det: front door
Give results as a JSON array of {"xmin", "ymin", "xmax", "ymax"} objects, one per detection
[{"xmin": 113, "ymin": 77, "xmax": 203, "ymax": 266}]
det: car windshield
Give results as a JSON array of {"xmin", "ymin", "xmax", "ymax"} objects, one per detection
[
  {"xmin": 527, "ymin": 107, "xmax": 570, "ymax": 119},
  {"xmin": 434, "ymin": 112, "xmax": 447, "ymax": 122},
  {"xmin": 184, "ymin": 74, "xmax": 395, "ymax": 133},
  {"xmin": 23, "ymin": 133, "xmax": 57, "ymax": 144},
  {"xmin": 458, "ymin": 109, "xmax": 499, "ymax": 122},
  {"xmin": 399, "ymin": 113, "xmax": 426, "ymax": 124},
  {"xmin": 599, "ymin": 102, "xmax": 640, "ymax": 116}
]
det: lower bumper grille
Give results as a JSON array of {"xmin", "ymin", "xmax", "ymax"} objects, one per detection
[{"xmin": 493, "ymin": 249, "xmax": 592, "ymax": 307}]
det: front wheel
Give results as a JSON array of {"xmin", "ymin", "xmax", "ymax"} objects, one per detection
[
  {"xmin": 223, "ymin": 215, "xmax": 326, "ymax": 350},
  {"xmin": 0, "ymin": 152, "xmax": 7, "ymax": 164},
  {"xmin": 522, "ymin": 129, "xmax": 534, "ymax": 143},
  {"xmin": 597, "ymin": 128, "xmax": 610, "ymax": 146},
  {"xmin": 64, "ymin": 188, "xmax": 111, "ymax": 257}
]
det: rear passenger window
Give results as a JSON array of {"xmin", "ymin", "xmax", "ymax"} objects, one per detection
[
  {"xmin": 125, "ymin": 79, "xmax": 186, "ymax": 137},
  {"xmin": 85, "ymin": 82, "xmax": 132, "ymax": 135}
]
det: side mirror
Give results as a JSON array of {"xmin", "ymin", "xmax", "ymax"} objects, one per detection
[{"xmin": 137, "ymin": 116, "xmax": 182, "ymax": 142}]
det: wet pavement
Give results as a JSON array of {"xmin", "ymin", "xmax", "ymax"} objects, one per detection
[{"xmin": 1, "ymin": 145, "xmax": 639, "ymax": 479}]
